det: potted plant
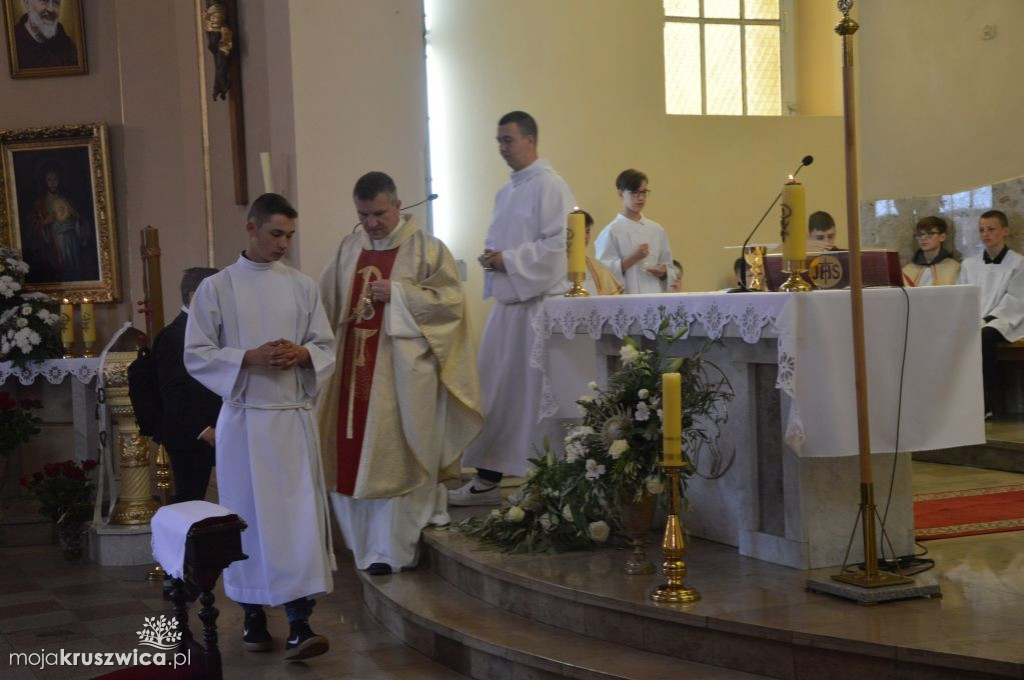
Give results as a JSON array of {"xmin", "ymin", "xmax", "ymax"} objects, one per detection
[{"xmin": 21, "ymin": 458, "xmax": 98, "ymax": 560}]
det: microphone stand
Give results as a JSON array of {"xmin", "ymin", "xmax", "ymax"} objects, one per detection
[{"xmin": 739, "ymin": 159, "xmax": 811, "ymax": 291}]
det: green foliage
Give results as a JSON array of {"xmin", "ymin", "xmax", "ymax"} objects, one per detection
[{"xmin": 462, "ymin": 308, "xmax": 732, "ymax": 553}]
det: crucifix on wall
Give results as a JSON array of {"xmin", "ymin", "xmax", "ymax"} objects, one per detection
[{"xmin": 203, "ymin": 0, "xmax": 248, "ymax": 206}]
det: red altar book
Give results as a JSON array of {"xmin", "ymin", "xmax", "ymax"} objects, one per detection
[{"xmin": 763, "ymin": 250, "xmax": 903, "ymax": 291}]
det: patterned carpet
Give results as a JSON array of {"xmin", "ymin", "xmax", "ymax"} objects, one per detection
[{"xmin": 914, "ymin": 483, "xmax": 1024, "ymax": 540}]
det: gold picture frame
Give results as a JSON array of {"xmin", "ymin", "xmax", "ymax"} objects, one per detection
[
  {"xmin": 3, "ymin": 0, "xmax": 87, "ymax": 78},
  {"xmin": 0, "ymin": 123, "xmax": 120, "ymax": 302}
]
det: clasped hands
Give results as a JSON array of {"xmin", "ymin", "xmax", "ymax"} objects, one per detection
[
  {"xmin": 244, "ymin": 339, "xmax": 311, "ymax": 370},
  {"xmin": 477, "ymin": 249, "xmax": 505, "ymax": 272}
]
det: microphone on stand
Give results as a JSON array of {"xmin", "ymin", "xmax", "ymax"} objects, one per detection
[
  {"xmin": 738, "ymin": 156, "xmax": 813, "ymax": 291},
  {"xmin": 351, "ymin": 193, "xmax": 439, "ymax": 233}
]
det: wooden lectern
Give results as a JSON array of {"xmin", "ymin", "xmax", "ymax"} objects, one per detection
[{"xmin": 168, "ymin": 514, "xmax": 248, "ymax": 680}]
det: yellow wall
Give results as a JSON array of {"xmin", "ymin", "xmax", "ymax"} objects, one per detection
[
  {"xmin": 858, "ymin": 0, "xmax": 1024, "ymax": 199},
  {"xmin": 426, "ymin": 0, "xmax": 846, "ymax": 338},
  {"xmin": 288, "ymin": 0, "xmax": 429, "ymax": 282}
]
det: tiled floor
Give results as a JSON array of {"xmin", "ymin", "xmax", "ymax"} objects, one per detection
[
  {"xmin": 0, "ymin": 547, "xmax": 467, "ymax": 679},
  {"xmin": 2, "ymin": 460, "xmax": 1022, "ymax": 679}
]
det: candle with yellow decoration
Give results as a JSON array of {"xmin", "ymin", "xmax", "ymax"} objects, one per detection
[
  {"xmin": 781, "ymin": 176, "xmax": 806, "ymax": 263},
  {"xmin": 567, "ymin": 209, "xmax": 586, "ymax": 275},
  {"xmin": 79, "ymin": 299, "xmax": 96, "ymax": 342},
  {"xmin": 564, "ymin": 208, "xmax": 588, "ymax": 297},
  {"xmin": 779, "ymin": 176, "xmax": 812, "ymax": 291},
  {"xmin": 661, "ymin": 372, "xmax": 682, "ymax": 467},
  {"xmin": 60, "ymin": 299, "xmax": 75, "ymax": 356}
]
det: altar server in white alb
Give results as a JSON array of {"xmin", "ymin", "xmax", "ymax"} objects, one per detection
[
  {"xmin": 317, "ymin": 172, "xmax": 483, "ymax": 575},
  {"xmin": 449, "ymin": 110, "xmax": 575, "ymax": 506},
  {"xmin": 957, "ymin": 209, "xmax": 1024, "ymax": 418},
  {"xmin": 185, "ymin": 193, "xmax": 336, "ymax": 662},
  {"xmin": 594, "ymin": 168, "xmax": 675, "ymax": 294}
]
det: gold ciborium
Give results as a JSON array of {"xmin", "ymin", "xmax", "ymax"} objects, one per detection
[{"xmin": 743, "ymin": 245, "xmax": 768, "ymax": 291}]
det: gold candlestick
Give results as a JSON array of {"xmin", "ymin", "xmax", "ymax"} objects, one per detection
[
  {"xmin": 147, "ymin": 445, "xmax": 173, "ymax": 581},
  {"xmin": 744, "ymin": 246, "xmax": 768, "ymax": 291},
  {"xmin": 564, "ymin": 271, "xmax": 588, "ymax": 297},
  {"xmin": 650, "ymin": 464, "xmax": 700, "ymax": 603},
  {"xmin": 779, "ymin": 259, "xmax": 812, "ymax": 292}
]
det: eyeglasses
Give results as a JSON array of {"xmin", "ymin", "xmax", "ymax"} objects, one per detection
[
  {"xmin": 629, "ymin": 189, "xmax": 652, "ymax": 197},
  {"xmin": 914, "ymin": 231, "xmax": 941, "ymax": 239}
]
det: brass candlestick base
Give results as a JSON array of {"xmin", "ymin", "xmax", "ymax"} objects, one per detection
[
  {"xmin": 147, "ymin": 564, "xmax": 166, "ymax": 581},
  {"xmin": 650, "ymin": 466, "xmax": 700, "ymax": 603},
  {"xmin": 82, "ymin": 340, "xmax": 98, "ymax": 357},
  {"xmin": 564, "ymin": 271, "xmax": 589, "ymax": 297},
  {"xmin": 779, "ymin": 259, "xmax": 812, "ymax": 292},
  {"xmin": 63, "ymin": 349, "xmax": 77, "ymax": 359}
]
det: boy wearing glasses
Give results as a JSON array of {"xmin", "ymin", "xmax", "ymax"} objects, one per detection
[
  {"xmin": 902, "ymin": 216, "xmax": 960, "ymax": 286},
  {"xmin": 957, "ymin": 209, "xmax": 1024, "ymax": 418},
  {"xmin": 594, "ymin": 168, "xmax": 675, "ymax": 294}
]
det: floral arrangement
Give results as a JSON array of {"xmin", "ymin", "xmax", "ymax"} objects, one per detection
[
  {"xmin": 463, "ymin": 312, "xmax": 732, "ymax": 553},
  {"xmin": 21, "ymin": 458, "xmax": 98, "ymax": 527},
  {"xmin": 0, "ymin": 247, "xmax": 63, "ymax": 366},
  {"xmin": 0, "ymin": 391, "xmax": 42, "ymax": 457}
]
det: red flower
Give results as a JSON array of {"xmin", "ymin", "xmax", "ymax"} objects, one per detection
[
  {"xmin": 82, "ymin": 459, "xmax": 98, "ymax": 471},
  {"xmin": 33, "ymin": 471, "xmax": 43, "ymax": 482},
  {"xmin": 43, "ymin": 463, "xmax": 59, "ymax": 477},
  {"xmin": 65, "ymin": 466, "xmax": 85, "ymax": 481},
  {"xmin": 19, "ymin": 477, "xmax": 28, "ymax": 487},
  {"xmin": 0, "ymin": 392, "xmax": 16, "ymax": 411},
  {"xmin": 19, "ymin": 398, "xmax": 42, "ymax": 410}
]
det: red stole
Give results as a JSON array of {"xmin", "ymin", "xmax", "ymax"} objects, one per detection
[{"xmin": 336, "ymin": 247, "xmax": 399, "ymax": 495}]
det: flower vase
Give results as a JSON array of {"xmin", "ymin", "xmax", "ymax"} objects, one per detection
[
  {"xmin": 57, "ymin": 522, "xmax": 85, "ymax": 561},
  {"xmin": 619, "ymin": 493, "xmax": 656, "ymax": 575}
]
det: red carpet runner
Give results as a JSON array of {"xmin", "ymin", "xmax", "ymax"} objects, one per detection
[{"xmin": 914, "ymin": 484, "xmax": 1024, "ymax": 540}]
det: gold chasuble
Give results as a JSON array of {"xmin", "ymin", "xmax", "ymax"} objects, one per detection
[
  {"xmin": 317, "ymin": 216, "xmax": 483, "ymax": 499},
  {"xmin": 586, "ymin": 255, "xmax": 624, "ymax": 295},
  {"xmin": 336, "ymin": 248, "xmax": 399, "ymax": 494}
]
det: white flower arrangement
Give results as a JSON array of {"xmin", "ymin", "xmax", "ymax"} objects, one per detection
[
  {"xmin": 462, "ymin": 309, "xmax": 733, "ymax": 554},
  {"xmin": 0, "ymin": 249, "xmax": 63, "ymax": 367}
]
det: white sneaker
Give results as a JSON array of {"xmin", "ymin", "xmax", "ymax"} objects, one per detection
[{"xmin": 448, "ymin": 476, "xmax": 501, "ymax": 506}]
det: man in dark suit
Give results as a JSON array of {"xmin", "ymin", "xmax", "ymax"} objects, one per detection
[{"xmin": 155, "ymin": 267, "xmax": 221, "ymax": 503}]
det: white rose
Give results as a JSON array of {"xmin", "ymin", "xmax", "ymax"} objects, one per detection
[
  {"xmin": 539, "ymin": 513, "xmax": 555, "ymax": 531},
  {"xmin": 585, "ymin": 458, "xmax": 606, "ymax": 481},
  {"xmin": 490, "ymin": 509, "xmax": 502, "ymax": 518},
  {"xmin": 21, "ymin": 304, "xmax": 32, "ymax": 316},
  {"xmin": 561, "ymin": 505, "xmax": 574, "ymax": 522},
  {"xmin": 16, "ymin": 317, "xmax": 28, "ymax": 328},
  {"xmin": 507, "ymin": 505, "xmax": 526, "ymax": 522},
  {"xmin": 525, "ymin": 466, "xmax": 537, "ymax": 479},
  {"xmin": 634, "ymin": 402, "xmax": 651, "ymax": 422},
  {"xmin": 579, "ymin": 395, "xmax": 594, "ymax": 404},
  {"xmin": 619, "ymin": 343, "xmax": 639, "ymax": 365},
  {"xmin": 645, "ymin": 476, "xmax": 665, "ymax": 495},
  {"xmin": 637, "ymin": 388, "xmax": 649, "ymax": 400},
  {"xmin": 588, "ymin": 520, "xmax": 610, "ymax": 543},
  {"xmin": 588, "ymin": 380, "xmax": 598, "ymax": 391},
  {"xmin": 608, "ymin": 439, "xmax": 628, "ymax": 459}
]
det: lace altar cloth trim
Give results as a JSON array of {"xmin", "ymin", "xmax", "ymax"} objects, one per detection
[
  {"xmin": 533, "ymin": 293, "xmax": 791, "ymax": 421},
  {"xmin": 0, "ymin": 358, "xmax": 100, "ymax": 385}
]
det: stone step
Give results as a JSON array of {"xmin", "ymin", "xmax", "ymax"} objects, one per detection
[
  {"xmin": 417, "ymin": 527, "xmax": 1018, "ymax": 680},
  {"xmin": 360, "ymin": 566, "xmax": 770, "ymax": 680}
]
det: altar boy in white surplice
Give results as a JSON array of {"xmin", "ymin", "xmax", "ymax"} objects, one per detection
[
  {"xmin": 957, "ymin": 209, "xmax": 1024, "ymax": 418},
  {"xmin": 185, "ymin": 193, "xmax": 336, "ymax": 663}
]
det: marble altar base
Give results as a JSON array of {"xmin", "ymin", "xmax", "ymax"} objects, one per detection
[{"xmin": 89, "ymin": 523, "xmax": 154, "ymax": 566}]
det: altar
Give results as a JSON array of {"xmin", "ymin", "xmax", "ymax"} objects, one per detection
[{"xmin": 534, "ymin": 287, "xmax": 986, "ymax": 569}]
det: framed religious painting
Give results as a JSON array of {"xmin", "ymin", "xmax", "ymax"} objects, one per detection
[
  {"xmin": 3, "ymin": 0, "xmax": 88, "ymax": 78},
  {"xmin": 0, "ymin": 123, "xmax": 120, "ymax": 302}
]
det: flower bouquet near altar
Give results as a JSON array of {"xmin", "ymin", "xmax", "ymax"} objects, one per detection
[
  {"xmin": 462, "ymin": 312, "xmax": 732, "ymax": 553},
  {"xmin": 0, "ymin": 247, "xmax": 63, "ymax": 367},
  {"xmin": 21, "ymin": 458, "xmax": 98, "ymax": 560}
]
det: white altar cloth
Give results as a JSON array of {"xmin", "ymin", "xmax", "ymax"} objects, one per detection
[
  {"xmin": 0, "ymin": 357, "xmax": 100, "ymax": 385},
  {"xmin": 536, "ymin": 286, "xmax": 985, "ymax": 457}
]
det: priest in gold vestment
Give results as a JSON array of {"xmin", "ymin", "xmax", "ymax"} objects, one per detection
[{"xmin": 317, "ymin": 172, "xmax": 483, "ymax": 575}]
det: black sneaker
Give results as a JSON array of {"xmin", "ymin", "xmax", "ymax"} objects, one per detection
[
  {"xmin": 366, "ymin": 562, "xmax": 392, "ymax": 576},
  {"xmin": 284, "ymin": 621, "xmax": 329, "ymax": 661},
  {"xmin": 242, "ymin": 609, "xmax": 272, "ymax": 652}
]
